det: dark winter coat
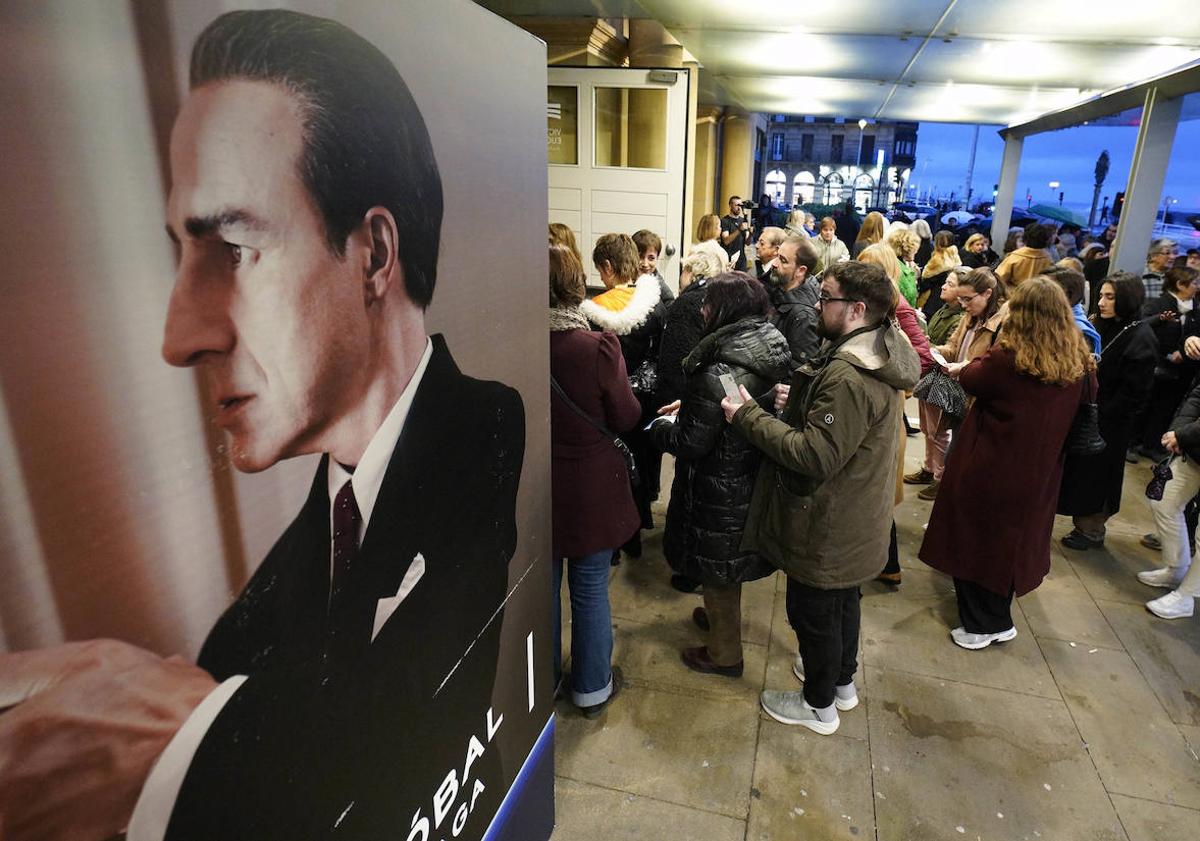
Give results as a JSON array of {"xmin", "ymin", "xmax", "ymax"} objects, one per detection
[
  {"xmin": 655, "ymin": 278, "xmax": 708, "ymax": 407},
  {"xmin": 1170, "ymin": 379, "xmax": 1200, "ymax": 462},
  {"xmin": 771, "ymin": 276, "xmax": 821, "ymax": 368},
  {"xmin": 1058, "ymin": 318, "xmax": 1157, "ymax": 517},
  {"xmin": 733, "ymin": 323, "xmax": 921, "ymax": 588},
  {"xmin": 580, "ymin": 274, "xmax": 668, "ymax": 385},
  {"xmin": 550, "ymin": 328, "xmax": 642, "ymax": 557},
  {"xmin": 651, "ymin": 317, "xmax": 792, "ymax": 585},
  {"xmin": 919, "ymin": 348, "xmax": 1089, "ymax": 597},
  {"xmin": 919, "ymin": 270, "xmax": 953, "ymax": 320},
  {"xmin": 1142, "ymin": 293, "xmax": 1200, "ymax": 380}
]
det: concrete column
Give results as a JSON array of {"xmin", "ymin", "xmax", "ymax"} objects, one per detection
[
  {"xmin": 991, "ymin": 134, "xmax": 1023, "ymax": 249},
  {"xmin": 681, "ymin": 61, "xmax": 700, "ymax": 262},
  {"xmin": 720, "ymin": 108, "xmax": 754, "ymax": 215},
  {"xmin": 1112, "ymin": 87, "xmax": 1182, "ymax": 275},
  {"xmin": 627, "ymin": 19, "xmax": 682, "ymax": 68},
  {"xmin": 693, "ymin": 104, "xmax": 721, "ymax": 234}
]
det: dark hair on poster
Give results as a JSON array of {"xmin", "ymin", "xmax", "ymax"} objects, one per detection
[{"xmin": 191, "ymin": 9, "xmax": 443, "ymax": 307}]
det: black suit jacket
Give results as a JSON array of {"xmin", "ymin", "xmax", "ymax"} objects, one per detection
[{"xmin": 165, "ymin": 335, "xmax": 525, "ymax": 841}]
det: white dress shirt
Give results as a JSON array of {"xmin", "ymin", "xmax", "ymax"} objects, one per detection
[{"xmin": 128, "ymin": 338, "xmax": 434, "ymax": 841}]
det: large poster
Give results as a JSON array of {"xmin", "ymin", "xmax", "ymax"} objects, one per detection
[{"xmin": 0, "ymin": 2, "xmax": 553, "ymax": 840}]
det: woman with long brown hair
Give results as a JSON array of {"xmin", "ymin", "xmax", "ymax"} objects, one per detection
[
  {"xmin": 919, "ymin": 278, "xmax": 1095, "ymax": 650},
  {"xmin": 852, "ymin": 210, "xmax": 886, "ymax": 258}
]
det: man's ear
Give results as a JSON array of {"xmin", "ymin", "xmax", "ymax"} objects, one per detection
[{"xmin": 360, "ymin": 206, "xmax": 400, "ymax": 306}]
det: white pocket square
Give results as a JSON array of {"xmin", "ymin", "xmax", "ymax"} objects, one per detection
[{"xmin": 372, "ymin": 552, "xmax": 426, "ymax": 641}]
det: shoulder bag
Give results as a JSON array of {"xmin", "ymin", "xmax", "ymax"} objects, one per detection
[
  {"xmin": 550, "ymin": 376, "xmax": 641, "ymax": 488},
  {"xmin": 1064, "ymin": 375, "xmax": 1105, "ymax": 456}
]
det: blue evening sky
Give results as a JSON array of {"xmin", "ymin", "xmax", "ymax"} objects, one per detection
[{"xmin": 913, "ymin": 97, "xmax": 1200, "ymax": 216}]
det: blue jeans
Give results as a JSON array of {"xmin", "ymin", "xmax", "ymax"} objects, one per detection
[{"xmin": 553, "ymin": 550, "xmax": 614, "ymax": 707}]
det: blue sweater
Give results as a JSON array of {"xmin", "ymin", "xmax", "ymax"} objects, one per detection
[{"xmin": 1074, "ymin": 303, "xmax": 1102, "ymax": 355}]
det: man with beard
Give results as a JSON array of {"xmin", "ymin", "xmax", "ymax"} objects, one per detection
[
  {"xmin": 755, "ymin": 226, "xmax": 785, "ymax": 283},
  {"xmin": 769, "ymin": 235, "xmax": 822, "ymax": 368},
  {"xmin": 720, "ymin": 261, "xmax": 920, "ymax": 734}
]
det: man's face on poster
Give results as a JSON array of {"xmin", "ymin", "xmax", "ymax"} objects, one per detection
[{"xmin": 163, "ymin": 80, "xmax": 371, "ymax": 472}]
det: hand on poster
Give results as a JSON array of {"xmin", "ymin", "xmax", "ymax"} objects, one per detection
[{"xmin": 0, "ymin": 640, "xmax": 215, "ymax": 841}]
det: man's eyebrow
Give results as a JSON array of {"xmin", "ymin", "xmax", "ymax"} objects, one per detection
[{"xmin": 181, "ymin": 209, "xmax": 269, "ymax": 239}]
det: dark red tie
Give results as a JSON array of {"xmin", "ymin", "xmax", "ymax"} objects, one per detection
[{"xmin": 329, "ymin": 479, "xmax": 362, "ymax": 619}]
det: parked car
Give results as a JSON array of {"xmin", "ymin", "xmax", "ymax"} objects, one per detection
[{"xmin": 891, "ymin": 202, "xmax": 938, "ymax": 222}]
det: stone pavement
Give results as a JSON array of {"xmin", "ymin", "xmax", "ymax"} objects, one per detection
[{"xmin": 550, "ymin": 418, "xmax": 1200, "ymax": 841}]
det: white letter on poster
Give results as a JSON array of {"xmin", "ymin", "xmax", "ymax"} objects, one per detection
[{"xmin": 526, "ymin": 630, "xmax": 535, "ymax": 711}]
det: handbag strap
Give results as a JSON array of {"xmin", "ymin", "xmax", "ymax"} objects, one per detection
[{"xmin": 550, "ymin": 375, "xmax": 617, "ymax": 441}]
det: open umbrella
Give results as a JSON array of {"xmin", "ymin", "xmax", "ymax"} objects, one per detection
[
  {"xmin": 1027, "ymin": 203, "xmax": 1085, "ymax": 226},
  {"xmin": 941, "ymin": 210, "xmax": 976, "ymax": 225}
]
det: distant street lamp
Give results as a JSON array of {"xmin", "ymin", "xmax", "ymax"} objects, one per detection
[{"xmin": 1048, "ymin": 180, "xmax": 1061, "ymax": 205}]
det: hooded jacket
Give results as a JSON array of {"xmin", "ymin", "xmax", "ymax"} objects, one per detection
[
  {"xmin": 651, "ymin": 317, "xmax": 793, "ymax": 585},
  {"xmin": 732, "ymin": 322, "xmax": 921, "ymax": 588},
  {"xmin": 580, "ymin": 273, "xmax": 667, "ymax": 375}
]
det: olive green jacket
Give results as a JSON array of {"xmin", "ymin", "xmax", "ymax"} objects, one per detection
[{"xmin": 732, "ymin": 323, "xmax": 921, "ymax": 588}]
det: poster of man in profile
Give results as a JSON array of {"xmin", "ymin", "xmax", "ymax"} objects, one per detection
[{"xmin": 0, "ymin": 3, "xmax": 553, "ymax": 840}]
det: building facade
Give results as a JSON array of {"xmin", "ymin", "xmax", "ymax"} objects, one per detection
[{"xmin": 759, "ymin": 116, "xmax": 918, "ymax": 211}]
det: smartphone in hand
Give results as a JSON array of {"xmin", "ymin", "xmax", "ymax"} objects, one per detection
[{"xmin": 719, "ymin": 373, "xmax": 742, "ymax": 402}]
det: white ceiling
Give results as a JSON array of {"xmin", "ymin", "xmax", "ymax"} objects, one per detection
[{"xmin": 478, "ymin": 0, "xmax": 1200, "ymax": 125}]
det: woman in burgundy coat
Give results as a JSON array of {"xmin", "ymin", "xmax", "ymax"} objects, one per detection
[
  {"xmin": 549, "ymin": 244, "xmax": 642, "ymax": 717},
  {"xmin": 919, "ymin": 278, "xmax": 1095, "ymax": 650}
]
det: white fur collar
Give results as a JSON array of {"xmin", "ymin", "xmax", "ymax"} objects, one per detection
[{"xmin": 579, "ymin": 274, "xmax": 661, "ymax": 335}]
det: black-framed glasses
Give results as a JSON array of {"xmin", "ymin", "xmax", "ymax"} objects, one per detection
[
  {"xmin": 957, "ymin": 292, "xmax": 980, "ymax": 306},
  {"xmin": 816, "ymin": 294, "xmax": 858, "ymax": 306}
]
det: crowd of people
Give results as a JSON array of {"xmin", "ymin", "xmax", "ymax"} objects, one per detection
[{"xmin": 547, "ymin": 199, "xmax": 1200, "ymax": 734}]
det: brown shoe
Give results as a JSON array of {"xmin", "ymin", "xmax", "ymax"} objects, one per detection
[
  {"xmin": 917, "ymin": 480, "xmax": 941, "ymax": 501},
  {"xmin": 680, "ymin": 646, "xmax": 743, "ymax": 678},
  {"xmin": 904, "ymin": 468, "xmax": 934, "ymax": 485},
  {"xmin": 876, "ymin": 571, "xmax": 902, "ymax": 586}
]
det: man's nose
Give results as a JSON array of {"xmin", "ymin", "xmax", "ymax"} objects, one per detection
[{"xmin": 162, "ymin": 260, "xmax": 235, "ymax": 367}]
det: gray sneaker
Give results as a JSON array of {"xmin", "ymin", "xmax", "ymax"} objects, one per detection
[
  {"xmin": 1137, "ymin": 566, "xmax": 1186, "ymax": 589},
  {"xmin": 950, "ymin": 626, "xmax": 1017, "ymax": 650},
  {"xmin": 791, "ymin": 655, "xmax": 858, "ymax": 711},
  {"xmin": 760, "ymin": 689, "xmax": 840, "ymax": 734}
]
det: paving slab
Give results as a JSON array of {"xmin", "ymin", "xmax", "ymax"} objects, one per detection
[
  {"xmin": 554, "ymin": 682, "xmax": 760, "ymax": 820},
  {"xmin": 867, "ymin": 667, "xmax": 1127, "ymax": 841},
  {"xmin": 1065, "ymin": 533, "xmax": 1166, "ymax": 607},
  {"xmin": 1180, "ymin": 724, "xmax": 1200, "ymax": 758},
  {"xmin": 1039, "ymin": 638, "xmax": 1200, "ymax": 809},
  {"xmin": 609, "ymin": 614, "xmax": 767, "ymax": 703},
  {"xmin": 746, "ymin": 719, "xmax": 875, "ymax": 841},
  {"xmin": 550, "ymin": 776, "xmax": 745, "ymax": 841},
  {"xmin": 860, "ymin": 579, "xmax": 1061, "ymax": 700},
  {"xmin": 1018, "ymin": 558, "xmax": 1123, "ymax": 649},
  {"xmin": 607, "ymin": 557, "xmax": 777, "ymax": 648},
  {"xmin": 1110, "ymin": 793, "xmax": 1200, "ymax": 841},
  {"xmin": 1094, "ymin": 598, "xmax": 1200, "ymax": 726}
]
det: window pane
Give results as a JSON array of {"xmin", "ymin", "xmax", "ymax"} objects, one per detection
[
  {"xmin": 547, "ymin": 86, "xmax": 578, "ymax": 165},
  {"xmin": 594, "ymin": 87, "xmax": 667, "ymax": 169}
]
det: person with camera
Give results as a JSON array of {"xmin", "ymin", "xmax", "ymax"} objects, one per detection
[{"xmin": 721, "ymin": 195, "xmax": 753, "ymax": 272}]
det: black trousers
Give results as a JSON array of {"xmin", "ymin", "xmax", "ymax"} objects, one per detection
[
  {"xmin": 954, "ymin": 578, "xmax": 1014, "ymax": 634},
  {"xmin": 786, "ymin": 578, "xmax": 861, "ymax": 709},
  {"xmin": 881, "ymin": 520, "xmax": 900, "ymax": 574}
]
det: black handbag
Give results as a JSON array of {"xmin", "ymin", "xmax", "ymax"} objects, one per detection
[
  {"xmin": 913, "ymin": 366, "xmax": 968, "ymax": 420},
  {"xmin": 1064, "ymin": 376, "xmax": 1105, "ymax": 456},
  {"xmin": 550, "ymin": 376, "xmax": 641, "ymax": 488}
]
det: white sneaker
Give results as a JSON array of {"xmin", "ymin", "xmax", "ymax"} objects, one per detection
[
  {"xmin": 760, "ymin": 689, "xmax": 840, "ymax": 735},
  {"xmin": 950, "ymin": 626, "xmax": 1017, "ymax": 650},
  {"xmin": 792, "ymin": 655, "xmax": 858, "ymax": 710},
  {"xmin": 1137, "ymin": 567, "xmax": 1187, "ymax": 589},
  {"xmin": 1146, "ymin": 590, "xmax": 1195, "ymax": 619}
]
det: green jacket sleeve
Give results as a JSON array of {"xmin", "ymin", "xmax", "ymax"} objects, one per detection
[{"xmin": 732, "ymin": 365, "xmax": 873, "ymax": 482}]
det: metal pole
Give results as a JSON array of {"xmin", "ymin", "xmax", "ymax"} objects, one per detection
[
  {"xmin": 990, "ymin": 134, "xmax": 1023, "ymax": 249},
  {"xmin": 963, "ymin": 123, "xmax": 979, "ymax": 211}
]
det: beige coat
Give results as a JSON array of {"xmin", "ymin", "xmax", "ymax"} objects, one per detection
[
  {"xmin": 995, "ymin": 247, "xmax": 1051, "ymax": 287},
  {"xmin": 936, "ymin": 306, "xmax": 1007, "ymax": 365}
]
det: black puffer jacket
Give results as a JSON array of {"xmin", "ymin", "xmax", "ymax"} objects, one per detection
[
  {"xmin": 771, "ymin": 276, "xmax": 821, "ymax": 369},
  {"xmin": 650, "ymin": 316, "xmax": 793, "ymax": 585},
  {"xmin": 655, "ymin": 278, "xmax": 708, "ymax": 407}
]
